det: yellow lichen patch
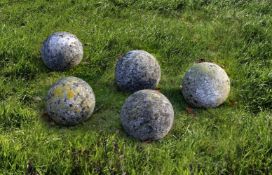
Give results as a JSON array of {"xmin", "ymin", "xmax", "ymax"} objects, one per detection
[
  {"xmin": 67, "ymin": 90, "xmax": 75, "ymax": 100},
  {"xmin": 54, "ymin": 87, "xmax": 64, "ymax": 97}
]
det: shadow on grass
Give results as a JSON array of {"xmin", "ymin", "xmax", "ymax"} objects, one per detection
[{"xmin": 161, "ymin": 87, "xmax": 188, "ymax": 114}]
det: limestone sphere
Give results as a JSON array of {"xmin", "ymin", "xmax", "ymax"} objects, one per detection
[
  {"xmin": 46, "ymin": 77, "xmax": 95, "ymax": 126},
  {"xmin": 181, "ymin": 62, "xmax": 230, "ymax": 108},
  {"xmin": 115, "ymin": 50, "xmax": 161, "ymax": 92},
  {"xmin": 41, "ymin": 32, "xmax": 83, "ymax": 71},
  {"xmin": 120, "ymin": 90, "xmax": 174, "ymax": 141}
]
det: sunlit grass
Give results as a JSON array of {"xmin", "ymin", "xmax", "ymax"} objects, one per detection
[{"xmin": 0, "ymin": 0, "xmax": 271, "ymax": 174}]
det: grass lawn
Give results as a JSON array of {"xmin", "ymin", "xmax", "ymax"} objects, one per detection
[{"xmin": 0, "ymin": 0, "xmax": 272, "ymax": 174}]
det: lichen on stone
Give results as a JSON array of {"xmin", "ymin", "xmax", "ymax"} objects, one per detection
[
  {"xmin": 120, "ymin": 89, "xmax": 174, "ymax": 141},
  {"xmin": 46, "ymin": 76, "xmax": 95, "ymax": 126},
  {"xmin": 41, "ymin": 32, "xmax": 83, "ymax": 71},
  {"xmin": 181, "ymin": 62, "xmax": 230, "ymax": 108},
  {"xmin": 115, "ymin": 50, "xmax": 161, "ymax": 92}
]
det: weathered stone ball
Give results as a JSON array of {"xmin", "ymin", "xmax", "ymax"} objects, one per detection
[
  {"xmin": 181, "ymin": 62, "xmax": 230, "ymax": 108},
  {"xmin": 115, "ymin": 50, "xmax": 161, "ymax": 92},
  {"xmin": 120, "ymin": 90, "xmax": 174, "ymax": 141},
  {"xmin": 41, "ymin": 32, "xmax": 83, "ymax": 71},
  {"xmin": 46, "ymin": 77, "xmax": 95, "ymax": 126}
]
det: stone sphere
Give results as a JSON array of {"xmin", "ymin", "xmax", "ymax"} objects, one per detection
[
  {"xmin": 41, "ymin": 32, "xmax": 83, "ymax": 71},
  {"xmin": 46, "ymin": 77, "xmax": 95, "ymax": 126},
  {"xmin": 120, "ymin": 90, "xmax": 174, "ymax": 141},
  {"xmin": 115, "ymin": 50, "xmax": 161, "ymax": 92},
  {"xmin": 181, "ymin": 62, "xmax": 230, "ymax": 108}
]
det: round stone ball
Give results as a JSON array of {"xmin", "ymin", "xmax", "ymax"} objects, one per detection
[
  {"xmin": 46, "ymin": 76, "xmax": 95, "ymax": 126},
  {"xmin": 41, "ymin": 32, "xmax": 83, "ymax": 71},
  {"xmin": 181, "ymin": 62, "xmax": 230, "ymax": 108},
  {"xmin": 115, "ymin": 50, "xmax": 161, "ymax": 92},
  {"xmin": 120, "ymin": 89, "xmax": 174, "ymax": 141}
]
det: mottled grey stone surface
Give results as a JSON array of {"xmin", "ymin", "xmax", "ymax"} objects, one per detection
[
  {"xmin": 41, "ymin": 32, "xmax": 83, "ymax": 71},
  {"xmin": 121, "ymin": 90, "xmax": 174, "ymax": 141},
  {"xmin": 46, "ymin": 77, "xmax": 95, "ymax": 126},
  {"xmin": 115, "ymin": 50, "xmax": 161, "ymax": 92},
  {"xmin": 181, "ymin": 62, "xmax": 230, "ymax": 108}
]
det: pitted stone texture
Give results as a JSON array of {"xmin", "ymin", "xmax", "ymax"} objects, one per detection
[
  {"xmin": 41, "ymin": 32, "xmax": 83, "ymax": 71},
  {"xmin": 121, "ymin": 90, "xmax": 174, "ymax": 141},
  {"xmin": 46, "ymin": 77, "xmax": 95, "ymax": 126},
  {"xmin": 115, "ymin": 50, "xmax": 161, "ymax": 92},
  {"xmin": 181, "ymin": 62, "xmax": 230, "ymax": 108}
]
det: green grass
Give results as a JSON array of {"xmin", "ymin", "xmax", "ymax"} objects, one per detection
[{"xmin": 0, "ymin": 0, "xmax": 272, "ymax": 174}]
